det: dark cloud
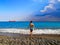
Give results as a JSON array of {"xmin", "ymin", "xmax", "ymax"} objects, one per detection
[{"xmin": 27, "ymin": 8, "xmax": 60, "ymax": 21}]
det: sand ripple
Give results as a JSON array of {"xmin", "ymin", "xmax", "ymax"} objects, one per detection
[{"xmin": 0, "ymin": 36, "xmax": 60, "ymax": 45}]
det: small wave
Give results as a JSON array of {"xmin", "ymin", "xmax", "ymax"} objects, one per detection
[{"xmin": 0, "ymin": 29, "xmax": 60, "ymax": 34}]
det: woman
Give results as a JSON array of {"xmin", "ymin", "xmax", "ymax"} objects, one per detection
[{"xmin": 30, "ymin": 21, "xmax": 34, "ymax": 37}]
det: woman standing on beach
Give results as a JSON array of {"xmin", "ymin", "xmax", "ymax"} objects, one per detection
[{"xmin": 30, "ymin": 21, "xmax": 34, "ymax": 37}]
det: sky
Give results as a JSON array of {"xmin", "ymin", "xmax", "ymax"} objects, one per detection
[{"xmin": 0, "ymin": 0, "xmax": 60, "ymax": 21}]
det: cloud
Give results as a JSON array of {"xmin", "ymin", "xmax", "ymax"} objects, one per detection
[
  {"xmin": 49, "ymin": 0, "xmax": 56, "ymax": 4},
  {"xmin": 33, "ymin": 0, "xmax": 60, "ymax": 13},
  {"xmin": 28, "ymin": 14, "xmax": 60, "ymax": 21},
  {"xmin": 58, "ymin": 0, "xmax": 60, "ymax": 2},
  {"xmin": 40, "ymin": 0, "xmax": 59, "ymax": 13},
  {"xmin": 40, "ymin": 4, "xmax": 56, "ymax": 12},
  {"xmin": 33, "ymin": 10, "xmax": 60, "ymax": 21}
]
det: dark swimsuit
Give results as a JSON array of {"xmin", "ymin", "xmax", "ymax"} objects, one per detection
[{"xmin": 30, "ymin": 28, "xmax": 33, "ymax": 32}]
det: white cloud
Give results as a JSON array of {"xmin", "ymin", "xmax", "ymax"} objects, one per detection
[
  {"xmin": 40, "ymin": 0, "xmax": 57, "ymax": 13},
  {"xmin": 40, "ymin": 3, "xmax": 55, "ymax": 12},
  {"xmin": 58, "ymin": 0, "xmax": 60, "ymax": 2}
]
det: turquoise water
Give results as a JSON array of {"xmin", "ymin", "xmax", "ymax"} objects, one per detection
[{"xmin": 0, "ymin": 21, "xmax": 60, "ymax": 29}]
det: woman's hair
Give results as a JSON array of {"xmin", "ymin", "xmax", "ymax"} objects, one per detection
[{"xmin": 30, "ymin": 21, "xmax": 32, "ymax": 23}]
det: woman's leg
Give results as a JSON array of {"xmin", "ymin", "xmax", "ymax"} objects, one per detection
[{"xmin": 30, "ymin": 30, "xmax": 33, "ymax": 37}]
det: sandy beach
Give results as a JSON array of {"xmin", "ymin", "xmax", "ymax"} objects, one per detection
[
  {"xmin": 0, "ymin": 29, "xmax": 60, "ymax": 45},
  {"xmin": 0, "ymin": 33, "xmax": 60, "ymax": 45}
]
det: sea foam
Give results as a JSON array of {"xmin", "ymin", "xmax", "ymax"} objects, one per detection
[{"xmin": 0, "ymin": 29, "xmax": 60, "ymax": 34}]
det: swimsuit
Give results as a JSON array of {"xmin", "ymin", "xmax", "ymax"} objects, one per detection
[
  {"xmin": 30, "ymin": 23, "xmax": 34, "ymax": 32},
  {"xmin": 30, "ymin": 27, "xmax": 33, "ymax": 32}
]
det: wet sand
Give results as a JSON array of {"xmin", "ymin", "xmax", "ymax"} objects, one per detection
[{"xmin": 0, "ymin": 33, "xmax": 60, "ymax": 45}]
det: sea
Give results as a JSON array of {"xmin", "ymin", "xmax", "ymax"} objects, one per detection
[{"xmin": 0, "ymin": 21, "xmax": 60, "ymax": 34}]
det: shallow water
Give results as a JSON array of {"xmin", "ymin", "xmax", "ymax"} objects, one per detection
[{"xmin": 0, "ymin": 29, "xmax": 60, "ymax": 34}]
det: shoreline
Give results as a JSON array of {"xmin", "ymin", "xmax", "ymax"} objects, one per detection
[
  {"xmin": 0, "ymin": 28, "xmax": 60, "ymax": 34},
  {"xmin": 0, "ymin": 32, "xmax": 60, "ymax": 40}
]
